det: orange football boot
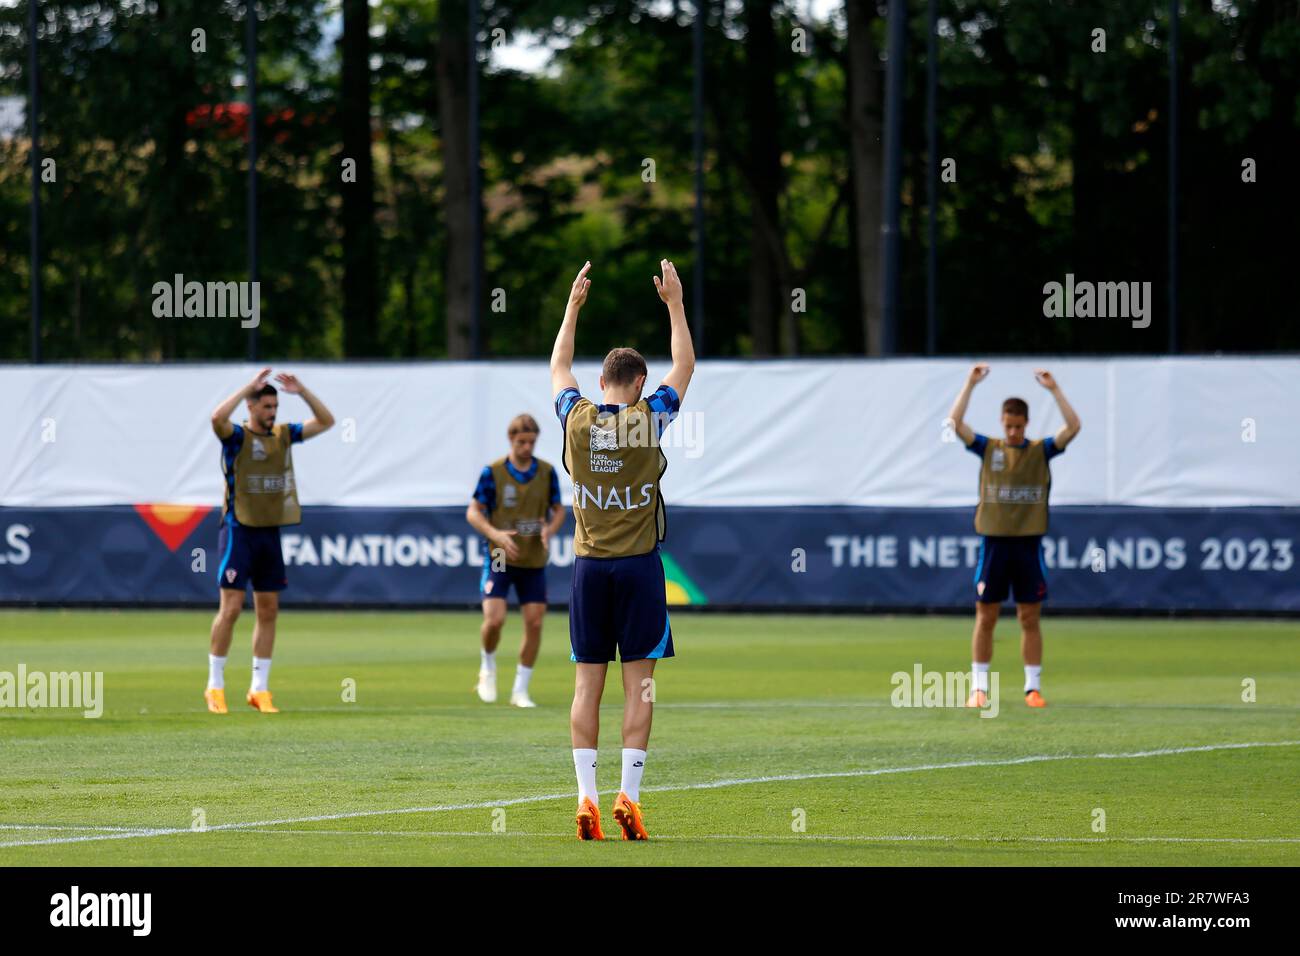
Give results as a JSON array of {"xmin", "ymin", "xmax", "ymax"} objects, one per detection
[
  {"xmin": 965, "ymin": 689, "xmax": 989, "ymax": 708},
  {"xmin": 1025, "ymin": 690, "xmax": 1047, "ymax": 708},
  {"xmin": 576, "ymin": 797, "xmax": 605, "ymax": 840},
  {"xmin": 612, "ymin": 791, "xmax": 649, "ymax": 841},
  {"xmin": 246, "ymin": 690, "xmax": 280, "ymax": 713},
  {"xmin": 204, "ymin": 688, "xmax": 228, "ymax": 714}
]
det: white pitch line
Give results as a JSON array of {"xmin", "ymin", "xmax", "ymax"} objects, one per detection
[
  {"xmin": 228, "ymin": 829, "xmax": 1300, "ymax": 845},
  {"xmin": 0, "ymin": 823, "xmax": 157, "ymax": 833},
  {"xmin": 0, "ymin": 827, "xmax": 178, "ymax": 847},
  {"xmin": 2, "ymin": 738, "xmax": 1296, "ymax": 850}
]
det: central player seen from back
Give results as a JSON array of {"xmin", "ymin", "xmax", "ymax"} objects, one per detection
[{"xmin": 550, "ymin": 259, "xmax": 695, "ymax": 841}]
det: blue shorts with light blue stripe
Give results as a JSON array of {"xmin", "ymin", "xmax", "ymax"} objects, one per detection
[
  {"xmin": 480, "ymin": 557, "xmax": 548, "ymax": 604},
  {"xmin": 216, "ymin": 518, "xmax": 287, "ymax": 592},
  {"xmin": 973, "ymin": 534, "xmax": 1047, "ymax": 604},
  {"xmin": 568, "ymin": 549, "xmax": 673, "ymax": 663}
]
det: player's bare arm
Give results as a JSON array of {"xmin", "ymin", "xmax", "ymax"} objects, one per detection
[
  {"xmin": 276, "ymin": 373, "xmax": 335, "ymax": 440},
  {"xmin": 465, "ymin": 499, "xmax": 520, "ymax": 562},
  {"xmin": 550, "ymin": 261, "xmax": 590, "ymax": 396},
  {"xmin": 946, "ymin": 362, "xmax": 989, "ymax": 446},
  {"xmin": 1035, "ymin": 369, "xmax": 1081, "ymax": 449},
  {"xmin": 540, "ymin": 503, "xmax": 565, "ymax": 550},
  {"xmin": 211, "ymin": 367, "xmax": 272, "ymax": 439},
  {"xmin": 654, "ymin": 259, "xmax": 694, "ymax": 403}
]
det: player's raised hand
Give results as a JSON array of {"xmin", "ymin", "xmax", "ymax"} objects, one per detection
[
  {"xmin": 968, "ymin": 363, "xmax": 990, "ymax": 386},
  {"xmin": 246, "ymin": 366, "xmax": 273, "ymax": 396},
  {"xmin": 653, "ymin": 259, "xmax": 683, "ymax": 306},
  {"xmin": 568, "ymin": 261, "xmax": 592, "ymax": 311},
  {"xmin": 1034, "ymin": 368, "xmax": 1058, "ymax": 390},
  {"xmin": 274, "ymin": 372, "xmax": 304, "ymax": 394}
]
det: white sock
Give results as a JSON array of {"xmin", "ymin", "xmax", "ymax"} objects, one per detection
[
  {"xmin": 207, "ymin": 654, "xmax": 227, "ymax": 691},
  {"xmin": 621, "ymin": 749, "xmax": 647, "ymax": 802},
  {"xmin": 971, "ymin": 661, "xmax": 990, "ymax": 692},
  {"xmin": 251, "ymin": 656, "xmax": 272, "ymax": 693},
  {"xmin": 480, "ymin": 649, "xmax": 496, "ymax": 674},
  {"xmin": 1025, "ymin": 664, "xmax": 1042, "ymax": 693},
  {"xmin": 573, "ymin": 749, "xmax": 598, "ymax": 802},
  {"xmin": 512, "ymin": 664, "xmax": 533, "ymax": 696}
]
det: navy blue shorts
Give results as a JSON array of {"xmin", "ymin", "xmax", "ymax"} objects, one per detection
[
  {"xmin": 973, "ymin": 535, "xmax": 1047, "ymax": 604},
  {"xmin": 480, "ymin": 559, "xmax": 548, "ymax": 605},
  {"xmin": 216, "ymin": 520, "xmax": 287, "ymax": 593},
  {"xmin": 569, "ymin": 550, "xmax": 673, "ymax": 664}
]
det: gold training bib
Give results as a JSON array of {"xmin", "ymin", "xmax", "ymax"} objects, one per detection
[
  {"xmin": 487, "ymin": 457, "xmax": 554, "ymax": 569},
  {"xmin": 224, "ymin": 423, "xmax": 302, "ymax": 527},
  {"xmin": 974, "ymin": 438, "xmax": 1050, "ymax": 537},
  {"xmin": 562, "ymin": 398, "xmax": 666, "ymax": 559}
]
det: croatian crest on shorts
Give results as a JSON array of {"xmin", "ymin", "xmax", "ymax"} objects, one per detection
[{"xmin": 225, "ymin": 569, "xmax": 237, "ymax": 583}]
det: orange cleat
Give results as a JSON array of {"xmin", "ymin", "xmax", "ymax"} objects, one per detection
[
  {"xmin": 576, "ymin": 797, "xmax": 605, "ymax": 840},
  {"xmin": 246, "ymin": 690, "xmax": 280, "ymax": 713},
  {"xmin": 1025, "ymin": 690, "xmax": 1047, "ymax": 708},
  {"xmin": 965, "ymin": 689, "xmax": 989, "ymax": 708},
  {"xmin": 612, "ymin": 791, "xmax": 649, "ymax": 841},
  {"xmin": 204, "ymin": 688, "xmax": 228, "ymax": 714}
]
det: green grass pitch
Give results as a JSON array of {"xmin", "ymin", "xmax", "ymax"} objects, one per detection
[{"xmin": 1, "ymin": 610, "xmax": 1297, "ymax": 866}]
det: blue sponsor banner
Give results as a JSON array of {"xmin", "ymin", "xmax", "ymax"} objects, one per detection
[{"xmin": 0, "ymin": 506, "xmax": 1297, "ymax": 611}]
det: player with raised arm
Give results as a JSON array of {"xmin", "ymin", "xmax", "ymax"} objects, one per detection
[
  {"xmin": 205, "ymin": 369, "xmax": 335, "ymax": 714},
  {"xmin": 550, "ymin": 259, "xmax": 694, "ymax": 840},
  {"xmin": 947, "ymin": 364, "xmax": 1081, "ymax": 708},
  {"xmin": 465, "ymin": 414, "xmax": 566, "ymax": 708}
]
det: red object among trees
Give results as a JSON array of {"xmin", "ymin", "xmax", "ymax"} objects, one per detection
[{"xmin": 185, "ymin": 102, "xmax": 318, "ymax": 145}]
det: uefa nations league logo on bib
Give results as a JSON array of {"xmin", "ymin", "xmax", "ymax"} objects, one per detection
[{"xmin": 590, "ymin": 424, "xmax": 619, "ymax": 452}]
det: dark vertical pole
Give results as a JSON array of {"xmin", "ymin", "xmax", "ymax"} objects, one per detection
[
  {"xmin": 925, "ymin": 0, "xmax": 938, "ymax": 355},
  {"xmin": 1167, "ymin": 0, "xmax": 1179, "ymax": 354},
  {"xmin": 880, "ymin": 0, "xmax": 906, "ymax": 355},
  {"xmin": 468, "ymin": 0, "xmax": 482, "ymax": 359},
  {"xmin": 246, "ymin": 0, "xmax": 260, "ymax": 360},
  {"xmin": 28, "ymin": 0, "xmax": 42, "ymax": 362},
  {"xmin": 692, "ymin": 0, "xmax": 705, "ymax": 355}
]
